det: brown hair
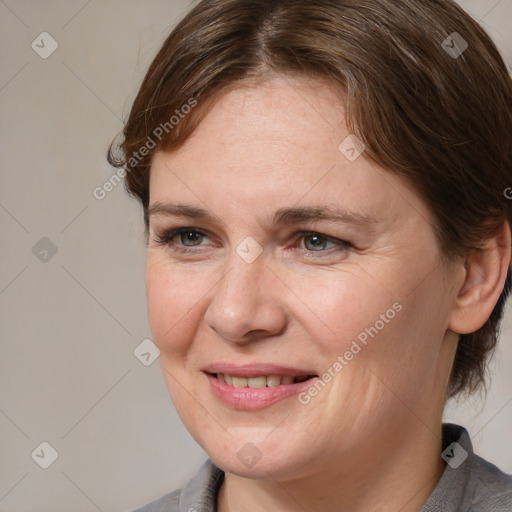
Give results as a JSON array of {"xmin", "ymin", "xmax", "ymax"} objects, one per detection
[{"xmin": 107, "ymin": 0, "xmax": 512, "ymax": 398}]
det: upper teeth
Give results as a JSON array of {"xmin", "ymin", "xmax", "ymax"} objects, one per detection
[{"xmin": 216, "ymin": 373, "xmax": 309, "ymax": 388}]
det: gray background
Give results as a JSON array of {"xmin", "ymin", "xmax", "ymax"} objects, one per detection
[{"xmin": 0, "ymin": 1, "xmax": 511, "ymax": 511}]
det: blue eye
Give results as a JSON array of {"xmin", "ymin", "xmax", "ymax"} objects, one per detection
[
  {"xmin": 177, "ymin": 230, "xmax": 206, "ymax": 246},
  {"xmin": 153, "ymin": 228, "xmax": 351, "ymax": 255},
  {"xmin": 300, "ymin": 233, "xmax": 335, "ymax": 251},
  {"xmin": 154, "ymin": 228, "xmax": 211, "ymax": 250},
  {"xmin": 294, "ymin": 231, "xmax": 352, "ymax": 256}
]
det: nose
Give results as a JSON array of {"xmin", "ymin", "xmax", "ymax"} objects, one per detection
[{"xmin": 204, "ymin": 254, "xmax": 288, "ymax": 344}]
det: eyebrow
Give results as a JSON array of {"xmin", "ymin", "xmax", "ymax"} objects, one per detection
[
  {"xmin": 147, "ymin": 202, "xmax": 378, "ymax": 228},
  {"xmin": 271, "ymin": 205, "xmax": 377, "ymax": 227},
  {"xmin": 148, "ymin": 203, "xmax": 217, "ymax": 222}
]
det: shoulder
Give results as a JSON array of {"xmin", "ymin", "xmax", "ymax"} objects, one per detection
[
  {"xmin": 129, "ymin": 489, "xmax": 180, "ymax": 512},
  {"xmin": 466, "ymin": 452, "xmax": 512, "ymax": 510},
  {"xmin": 422, "ymin": 423, "xmax": 512, "ymax": 512},
  {"xmin": 126, "ymin": 459, "xmax": 224, "ymax": 512}
]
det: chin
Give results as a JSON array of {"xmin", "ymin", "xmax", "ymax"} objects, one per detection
[
  {"xmin": 211, "ymin": 451, "xmax": 292, "ymax": 479},
  {"xmin": 204, "ymin": 435, "xmax": 312, "ymax": 481}
]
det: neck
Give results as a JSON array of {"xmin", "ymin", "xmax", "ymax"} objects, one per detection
[{"xmin": 217, "ymin": 423, "xmax": 446, "ymax": 512}]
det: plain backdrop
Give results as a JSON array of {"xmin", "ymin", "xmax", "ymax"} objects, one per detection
[{"xmin": 0, "ymin": 1, "xmax": 511, "ymax": 511}]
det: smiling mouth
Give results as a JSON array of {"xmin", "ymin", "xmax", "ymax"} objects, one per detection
[{"xmin": 210, "ymin": 373, "xmax": 317, "ymax": 388}]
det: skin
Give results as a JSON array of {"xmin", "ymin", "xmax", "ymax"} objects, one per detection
[{"xmin": 145, "ymin": 76, "xmax": 510, "ymax": 512}]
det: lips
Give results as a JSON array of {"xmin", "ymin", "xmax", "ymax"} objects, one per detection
[
  {"xmin": 203, "ymin": 363, "xmax": 317, "ymax": 379},
  {"xmin": 214, "ymin": 373, "xmax": 312, "ymax": 388},
  {"xmin": 202, "ymin": 363, "xmax": 318, "ymax": 410}
]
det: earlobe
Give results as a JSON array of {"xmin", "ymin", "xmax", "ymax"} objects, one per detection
[{"xmin": 449, "ymin": 221, "xmax": 511, "ymax": 335}]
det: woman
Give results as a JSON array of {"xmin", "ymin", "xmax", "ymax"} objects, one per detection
[{"xmin": 108, "ymin": 0, "xmax": 512, "ymax": 510}]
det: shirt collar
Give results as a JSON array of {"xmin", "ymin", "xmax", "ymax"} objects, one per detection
[
  {"xmin": 178, "ymin": 423, "xmax": 478, "ymax": 512},
  {"xmin": 179, "ymin": 457, "xmax": 224, "ymax": 512}
]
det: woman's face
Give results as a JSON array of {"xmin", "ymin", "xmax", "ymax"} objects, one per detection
[{"xmin": 145, "ymin": 76, "xmax": 461, "ymax": 480}]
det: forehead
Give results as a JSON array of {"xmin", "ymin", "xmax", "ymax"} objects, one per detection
[
  {"xmin": 184, "ymin": 76, "xmax": 346, "ymax": 160},
  {"xmin": 149, "ymin": 77, "xmax": 433, "ymax": 231}
]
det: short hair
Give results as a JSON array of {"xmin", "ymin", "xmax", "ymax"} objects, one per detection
[{"xmin": 107, "ymin": 0, "xmax": 512, "ymax": 398}]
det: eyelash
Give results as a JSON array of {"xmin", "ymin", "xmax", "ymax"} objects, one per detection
[{"xmin": 153, "ymin": 227, "xmax": 352, "ymax": 256}]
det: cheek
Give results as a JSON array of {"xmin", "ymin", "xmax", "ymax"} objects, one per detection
[
  {"xmin": 145, "ymin": 255, "xmax": 206, "ymax": 355},
  {"xmin": 294, "ymin": 261, "xmax": 447, "ymax": 396},
  {"xmin": 289, "ymin": 265, "xmax": 400, "ymax": 354},
  {"xmin": 349, "ymin": 272, "xmax": 451, "ymax": 408}
]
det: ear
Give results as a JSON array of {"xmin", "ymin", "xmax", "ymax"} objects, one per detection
[{"xmin": 449, "ymin": 220, "xmax": 511, "ymax": 335}]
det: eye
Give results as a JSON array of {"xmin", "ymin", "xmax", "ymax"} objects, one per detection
[
  {"xmin": 153, "ymin": 228, "xmax": 212, "ymax": 250},
  {"xmin": 176, "ymin": 230, "xmax": 206, "ymax": 247},
  {"xmin": 295, "ymin": 231, "xmax": 352, "ymax": 254},
  {"xmin": 153, "ymin": 227, "xmax": 352, "ymax": 256},
  {"xmin": 300, "ymin": 233, "xmax": 334, "ymax": 251}
]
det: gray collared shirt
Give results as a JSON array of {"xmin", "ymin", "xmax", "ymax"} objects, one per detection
[{"xmin": 130, "ymin": 424, "xmax": 512, "ymax": 511}]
